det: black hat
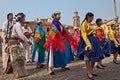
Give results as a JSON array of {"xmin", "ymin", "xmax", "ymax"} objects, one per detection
[{"xmin": 16, "ymin": 12, "xmax": 26, "ymax": 19}]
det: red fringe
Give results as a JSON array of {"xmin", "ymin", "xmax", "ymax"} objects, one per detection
[
  {"xmin": 70, "ymin": 37, "xmax": 78, "ymax": 51},
  {"xmin": 61, "ymin": 30, "xmax": 70, "ymax": 41},
  {"xmin": 44, "ymin": 32, "xmax": 65, "ymax": 53},
  {"xmin": 44, "ymin": 29, "xmax": 79, "ymax": 52},
  {"xmin": 62, "ymin": 30, "xmax": 78, "ymax": 50}
]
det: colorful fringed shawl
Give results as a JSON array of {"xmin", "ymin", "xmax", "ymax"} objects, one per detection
[
  {"xmin": 94, "ymin": 27, "xmax": 105, "ymax": 41},
  {"xmin": 44, "ymin": 19, "xmax": 78, "ymax": 52},
  {"xmin": 34, "ymin": 24, "xmax": 46, "ymax": 53},
  {"xmin": 44, "ymin": 19, "xmax": 65, "ymax": 52}
]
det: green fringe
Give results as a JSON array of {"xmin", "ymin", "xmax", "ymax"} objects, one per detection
[{"xmin": 37, "ymin": 34, "xmax": 46, "ymax": 55}]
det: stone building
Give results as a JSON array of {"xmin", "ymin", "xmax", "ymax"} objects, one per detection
[
  {"xmin": 26, "ymin": 18, "xmax": 75, "ymax": 34},
  {"xmin": 26, "ymin": 18, "xmax": 52, "ymax": 32}
]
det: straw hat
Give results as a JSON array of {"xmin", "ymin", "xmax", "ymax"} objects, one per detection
[
  {"xmin": 74, "ymin": 26, "xmax": 79, "ymax": 29},
  {"xmin": 34, "ymin": 18, "xmax": 42, "ymax": 24},
  {"xmin": 65, "ymin": 25, "xmax": 69, "ymax": 29}
]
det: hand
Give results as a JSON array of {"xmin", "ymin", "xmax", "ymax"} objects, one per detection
[
  {"xmin": 87, "ymin": 47, "xmax": 92, "ymax": 51},
  {"xmin": 115, "ymin": 44, "xmax": 118, "ymax": 48},
  {"xmin": 85, "ymin": 45, "xmax": 92, "ymax": 51},
  {"xmin": 34, "ymin": 38, "xmax": 40, "ymax": 43},
  {"xmin": 28, "ymin": 41, "xmax": 32, "ymax": 45}
]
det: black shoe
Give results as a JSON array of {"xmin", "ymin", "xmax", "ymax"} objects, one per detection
[
  {"xmin": 87, "ymin": 74, "xmax": 94, "ymax": 80},
  {"xmin": 41, "ymin": 64, "xmax": 45, "ymax": 66},
  {"xmin": 31, "ymin": 60, "xmax": 35, "ymax": 62},
  {"xmin": 65, "ymin": 67, "xmax": 70, "ymax": 70},
  {"xmin": 26, "ymin": 60, "xmax": 31, "ymax": 63},
  {"xmin": 39, "ymin": 66, "xmax": 44, "ymax": 68},
  {"xmin": 92, "ymin": 73, "xmax": 98, "ymax": 77},
  {"xmin": 40, "ymin": 64, "xmax": 45, "ymax": 68},
  {"xmin": 113, "ymin": 60, "xmax": 119, "ymax": 64},
  {"xmin": 50, "ymin": 72, "xmax": 55, "ymax": 75},
  {"xmin": 96, "ymin": 65, "xmax": 104, "ymax": 69},
  {"xmin": 101, "ymin": 64, "xmax": 106, "ymax": 67},
  {"xmin": 61, "ymin": 67, "xmax": 70, "ymax": 71}
]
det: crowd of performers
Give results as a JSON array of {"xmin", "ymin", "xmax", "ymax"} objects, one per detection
[{"xmin": 1, "ymin": 12, "xmax": 120, "ymax": 80}]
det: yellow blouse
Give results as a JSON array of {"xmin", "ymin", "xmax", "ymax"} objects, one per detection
[
  {"xmin": 80, "ymin": 20, "xmax": 93, "ymax": 50},
  {"xmin": 109, "ymin": 29, "xmax": 119, "ymax": 47}
]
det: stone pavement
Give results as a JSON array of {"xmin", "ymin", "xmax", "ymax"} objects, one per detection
[{"xmin": 0, "ymin": 55, "xmax": 120, "ymax": 80}]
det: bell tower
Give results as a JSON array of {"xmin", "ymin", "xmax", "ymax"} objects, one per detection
[{"xmin": 73, "ymin": 10, "xmax": 80, "ymax": 28}]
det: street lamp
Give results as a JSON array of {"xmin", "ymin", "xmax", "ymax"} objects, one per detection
[
  {"xmin": 113, "ymin": 0, "xmax": 118, "ymax": 21},
  {"xmin": 113, "ymin": 0, "xmax": 119, "ymax": 33}
]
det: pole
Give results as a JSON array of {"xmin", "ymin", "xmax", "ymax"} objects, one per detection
[
  {"xmin": 113, "ymin": 0, "xmax": 119, "ymax": 33},
  {"xmin": 114, "ymin": 0, "xmax": 118, "ymax": 21},
  {"xmin": 113, "ymin": 0, "xmax": 120, "ymax": 42}
]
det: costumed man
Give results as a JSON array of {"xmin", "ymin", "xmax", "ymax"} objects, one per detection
[
  {"xmin": 109, "ymin": 24, "xmax": 120, "ymax": 64},
  {"xmin": 44, "ymin": 11, "xmax": 71, "ymax": 75},
  {"xmin": 94, "ymin": 18, "xmax": 110, "ymax": 69},
  {"xmin": 21, "ymin": 22, "xmax": 32, "ymax": 63},
  {"xmin": 5, "ymin": 12, "xmax": 31, "ymax": 78},
  {"xmin": 2, "ymin": 13, "xmax": 14, "ymax": 74},
  {"xmin": 31, "ymin": 18, "xmax": 46, "ymax": 68}
]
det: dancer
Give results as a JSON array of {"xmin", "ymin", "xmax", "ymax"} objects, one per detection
[
  {"xmin": 77, "ymin": 12, "xmax": 103, "ymax": 80},
  {"xmin": 2, "ymin": 13, "xmax": 14, "ymax": 74},
  {"xmin": 109, "ymin": 24, "xmax": 119, "ymax": 64},
  {"xmin": 44, "ymin": 11, "xmax": 70, "ymax": 75},
  {"xmin": 95, "ymin": 18, "xmax": 110, "ymax": 69},
  {"xmin": 31, "ymin": 18, "xmax": 46, "ymax": 68},
  {"xmin": 22, "ymin": 22, "xmax": 32, "ymax": 63},
  {"xmin": 5, "ymin": 13, "xmax": 31, "ymax": 78}
]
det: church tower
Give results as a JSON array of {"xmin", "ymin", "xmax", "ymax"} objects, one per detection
[{"xmin": 73, "ymin": 10, "xmax": 80, "ymax": 28}]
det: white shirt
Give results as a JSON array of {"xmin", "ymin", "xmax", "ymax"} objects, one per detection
[
  {"xmin": 11, "ymin": 22, "xmax": 29, "ymax": 43},
  {"xmin": 22, "ymin": 27, "xmax": 32, "ymax": 34},
  {"xmin": 2, "ymin": 20, "xmax": 14, "ymax": 42}
]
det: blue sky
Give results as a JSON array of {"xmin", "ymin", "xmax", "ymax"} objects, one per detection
[{"xmin": 0, "ymin": 0, "xmax": 120, "ymax": 28}]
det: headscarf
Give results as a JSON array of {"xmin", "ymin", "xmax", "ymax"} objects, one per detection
[{"xmin": 51, "ymin": 11, "xmax": 61, "ymax": 19}]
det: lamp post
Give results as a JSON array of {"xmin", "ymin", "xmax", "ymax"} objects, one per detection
[
  {"xmin": 113, "ymin": 0, "xmax": 119, "ymax": 33},
  {"xmin": 113, "ymin": 0, "xmax": 118, "ymax": 21}
]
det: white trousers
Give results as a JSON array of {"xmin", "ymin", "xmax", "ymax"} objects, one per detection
[
  {"xmin": 48, "ymin": 46, "xmax": 54, "ymax": 67},
  {"xmin": 2, "ymin": 42, "xmax": 10, "ymax": 73}
]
